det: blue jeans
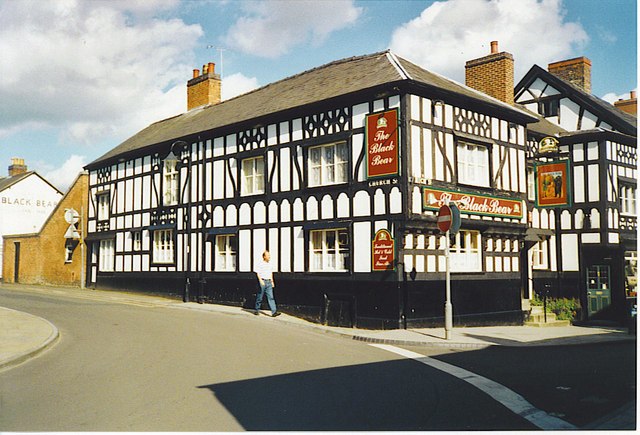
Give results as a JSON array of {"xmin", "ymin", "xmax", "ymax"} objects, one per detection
[{"xmin": 255, "ymin": 279, "xmax": 277, "ymax": 314}]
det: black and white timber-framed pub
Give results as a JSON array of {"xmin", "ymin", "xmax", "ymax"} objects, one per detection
[
  {"xmin": 84, "ymin": 48, "xmax": 636, "ymax": 329},
  {"xmin": 515, "ymin": 57, "xmax": 637, "ymax": 324}
]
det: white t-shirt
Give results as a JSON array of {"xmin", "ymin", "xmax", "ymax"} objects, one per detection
[{"xmin": 255, "ymin": 259, "xmax": 273, "ymax": 280}]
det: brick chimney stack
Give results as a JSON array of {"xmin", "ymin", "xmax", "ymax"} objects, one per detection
[
  {"xmin": 8, "ymin": 158, "xmax": 27, "ymax": 176},
  {"xmin": 187, "ymin": 61, "xmax": 221, "ymax": 111},
  {"xmin": 465, "ymin": 41, "xmax": 514, "ymax": 105},
  {"xmin": 614, "ymin": 90, "xmax": 637, "ymax": 115},
  {"xmin": 548, "ymin": 57, "xmax": 592, "ymax": 93}
]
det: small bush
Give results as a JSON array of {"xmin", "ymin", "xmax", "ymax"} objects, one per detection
[
  {"xmin": 547, "ymin": 298, "xmax": 581, "ymax": 321},
  {"xmin": 531, "ymin": 296, "xmax": 581, "ymax": 321}
]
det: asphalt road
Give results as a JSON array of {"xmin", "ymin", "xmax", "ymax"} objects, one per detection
[
  {"xmin": 0, "ymin": 288, "xmax": 538, "ymax": 431},
  {"xmin": 401, "ymin": 341, "xmax": 636, "ymax": 428}
]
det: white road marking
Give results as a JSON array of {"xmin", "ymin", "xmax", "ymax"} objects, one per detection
[{"xmin": 370, "ymin": 343, "xmax": 577, "ymax": 430}]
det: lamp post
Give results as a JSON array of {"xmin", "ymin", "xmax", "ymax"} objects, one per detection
[{"xmin": 166, "ymin": 140, "xmax": 190, "ymax": 302}]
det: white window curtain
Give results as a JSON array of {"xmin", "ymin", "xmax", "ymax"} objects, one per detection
[
  {"xmin": 458, "ymin": 142, "xmax": 489, "ymax": 187},
  {"xmin": 163, "ymin": 160, "xmax": 179, "ymax": 206},
  {"xmin": 99, "ymin": 239, "xmax": 115, "ymax": 271},
  {"xmin": 242, "ymin": 157, "xmax": 265, "ymax": 195},
  {"xmin": 310, "ymin": 228, "xmax": 349, "ymax": 271},
  {"xmin": 215, "ymin": 234, "xmax": 237, "ymax": 271},
  {"xmin": 532, "ymin": 240, "xmax": 549, "ymax": 270},
  {"xmin": 450, "ymin": 230, "xmax": 481, "ymax": 272},
  {"xmin": 97, "ymin": 193, "xmax": 110, "ymax": 221},
  {"xmin": 153, "ymin": 229, "xmax": 174, "ymax": 264},
  {"xmin": 309, "ymin": 142, "xmax": 348, "ymax": 187}
]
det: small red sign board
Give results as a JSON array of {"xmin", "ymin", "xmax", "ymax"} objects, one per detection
[
  {"xmin": 372, "ymin": 229, "xmax": 395, "ymax": 271},
  {"xmin": 535, "ymin": 160, "xmax": 572, "ymax": 208},
  {"xmin": 366, "ymin": 109, "xmax": 399, "ymax": 179},
  {"xmin": 437, "ymin": 205, "xmax": 452, "ymax": 232}
]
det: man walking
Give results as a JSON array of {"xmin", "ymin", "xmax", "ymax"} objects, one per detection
[{"xmin": 254, "ymin": 250, "xmax": 280, "ymax": 317}]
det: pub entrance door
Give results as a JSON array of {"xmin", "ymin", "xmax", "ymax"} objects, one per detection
[{"xmin": 586, "ymin": 265, "xmax": 611, "ymax": 316}]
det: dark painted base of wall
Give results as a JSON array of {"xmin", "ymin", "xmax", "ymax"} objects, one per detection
[{"xmin": 93, "ymin": 272, "xmax": 524, "ymax": 330}]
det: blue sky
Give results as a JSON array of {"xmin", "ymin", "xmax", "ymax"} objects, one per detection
[{"xmin": 0, "ymin": 0, "xmax": 636, "ymax": 190}]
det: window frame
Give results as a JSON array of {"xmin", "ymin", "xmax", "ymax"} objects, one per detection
[
  {"xmin": 214, "ymin": 234, "xmax": 237, "ymax": 272},
  {"xmin": 152, "ymin": 229, "xmax": 175, "ymax": 265},
  {"xmin": 450, "ymin": 230, "xmax": 482, "ymax": 273},
  {"xmin": 539, "ymin": 98, "xmax": 559, "ymax": 118},
  {"xmin": 99, "ymin": 238, "xmax": 115, "ymax": 272},
  {"xmin": 309, "ymin": 227, "xmax": 350, "ymax": 272},
  {"xmin": 620, "ymin": 184, "xmax": 637, "ymax": 216},
  {"xmin": 308, "ymin": 141, "xmax": 349, "ymax": 187},
  {"xmin": 527, "ymin": 167, "xmax": 536, "ymax": 201},
  {"xmin": 241, "ymin": 156, "xmax": 265, "ymax": 196},
  {"xmin": 132, "ymin": 230, "xmax": 142, "ymax": 252},
  {"xmin": 96, "ymin": 192, "xmax": 110, "ymax": 222},
  {"xmin": 456, "ymin": 140, "xmax": 491, "ymax": 188},
  {"xmin": 163, "ymin": 158, "xmax": 179, "ymax": 206},
  {"xmin": 532, "ymin": 240, "xmax": 549, "ymax": 270}
]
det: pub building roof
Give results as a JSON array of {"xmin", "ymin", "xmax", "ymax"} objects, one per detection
[
  {"xmin": 0, "ymin": 171, "xmax": 62, "ymax": 196},
  {"xmin": 515, "ymin": 64, "xmax": 637, "ymax": 137},
  {"xmin": 87, "ymin": 50, "xmax": 537, "ymax": 169}
]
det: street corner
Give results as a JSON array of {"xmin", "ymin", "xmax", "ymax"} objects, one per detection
[{"xmin": 0, "ymin": 306, "xmax": 59, "ymax": 372}]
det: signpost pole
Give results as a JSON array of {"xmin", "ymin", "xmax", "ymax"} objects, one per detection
[
  {"xmin": 80, "ymin": 206, "xmax": 85, "ymax": 289},
  {"xmin": 444, "ymin": 229, "xmax": 453, "ymax": 340}
]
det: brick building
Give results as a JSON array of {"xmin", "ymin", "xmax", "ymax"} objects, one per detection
[
  {"xmin": 0, "ymin": 158, "xmax": 63, "ymax": 280},
  {"xmin": 2, "ymin": 173, "xmax": 88, "ymax": 286}
]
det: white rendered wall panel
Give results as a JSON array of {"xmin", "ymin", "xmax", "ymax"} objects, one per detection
[
  {"xmin": 587, "ymin": 165, "xmax": 600, "ymax": 202},
  {"xmin": 239, "ymin": 229, "xmax": 251, "ymax": 272},
  {"xmin": 226, "ymin": 158, "xmax": 237, "ymax": 199},
  {"xmin": 337, "ymin": 193, "xmax": 349, "ymax": 218},
  {"xmin": 353, "ymin": 221, "xmax": 371, "ymax": 273},
  {"xmin": 280, "ymin": 227, "xmax": 291, "ymax": 272},
  {"xmin": 573, "ymin": 166, "xmax": 585, "ymax": 203},
  {"xmin": 411, "ymin": 125, "xmax": 421, "ymax": 178},
  {"xmin": 293, "ymin": 226, "xmax": 304, "ymax": 272},
  {"xmin": 561, "ymin": 234, "xmax": 579, "ymax": 271},
  {"xmin": 509, "ymin": 148, "xmax": 518, "ymax": 192},
  {"xmin": 213, "ymin": 161, "xmax": 224, "ymax": 199},
  {"xmin": 280, "ymin": 147, "xmax": 291, "ymax": 192},
  {"xmin": 390, "ymin": 187, "xmax": 402, "ymax": 214}
]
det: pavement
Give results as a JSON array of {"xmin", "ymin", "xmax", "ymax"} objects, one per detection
[{"xmin": 0, "ymin": 283, "xmax": 636, "ymax": 429}]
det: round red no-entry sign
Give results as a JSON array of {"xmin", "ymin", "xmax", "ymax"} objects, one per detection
[{"xmin": 437, "ymin": 205, "xmax": 452, "ymax": 232}]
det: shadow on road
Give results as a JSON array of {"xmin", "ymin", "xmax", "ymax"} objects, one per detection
[{"xmin": 197, "ymin": 358, "xmax": 535, "ymax": 431}]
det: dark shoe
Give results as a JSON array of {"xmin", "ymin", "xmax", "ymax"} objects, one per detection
[
  {"xmin": 253, "ymin": 310, "xmax": 260, "ymax": 315},
  {"xmin": 272, "ymin": 312, "xmax": 281, "ymax": 317}
]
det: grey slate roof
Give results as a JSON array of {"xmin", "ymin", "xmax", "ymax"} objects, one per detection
[
  {"xmin": 0, "ymin": 171, "xmax": 34, "ymax": 193},
  {"xmin": 0, "ymin": 171, "xmax": 63, "ymax": 195},
  {"xmin": 87, "ymin": 51, "xmax": 535, "ymax": 168}
]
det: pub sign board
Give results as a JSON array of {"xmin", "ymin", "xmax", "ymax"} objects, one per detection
[
  {"xmin": 372, "ymin": 229, "xmax": 395, "ymax": 271},
  {"xmin": 535, "ymin": 160, "xmax": 572, "ymax": 208},
  {"xmin": 366, "ymin": 109, "xmax": 399, "ymax": 179},
  {"xmin": 423, "ymin": 186, "xmax": 523, "ymax": 219}
]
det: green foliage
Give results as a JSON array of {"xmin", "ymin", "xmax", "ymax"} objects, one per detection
[{"xmin": 532, "ymin": 296, "xmax": 581, "ymax": 321}]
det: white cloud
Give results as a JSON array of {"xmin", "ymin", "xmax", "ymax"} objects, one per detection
[
  {"xmin": 224, "ymin": 0, "xmax": 362, "ymax": 58},
  {"xmin": 602, "ymin": 89, "xmax": 637, "ymax": 104},
  {"xmin": 41, "ymin": 154, "xmax": 88, "ymax": 191},
  {"xmin": 389, "ymin": 0, "xmax": 589, "ymax": 84},
  {"xmin": 0, "ymin": 0, "xmax": 203, "ymax": 146},
  {"xmin": 222, "ymin": 73, "xmax": 260, "ymax": 100}
]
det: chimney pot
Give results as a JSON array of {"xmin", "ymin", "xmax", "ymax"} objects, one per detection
[
  {"xmin": 8, "ymin": 157, "xmax": 27, "ymax": 176},
  {"xmin": 187, "ymin": 61, "xmax": 222, "ymax": 111},
  {"xmin": 631, "ymin": 90, "xmax": 636, "ymax": 99},
  {"xmin": 490, "ymin": 41, "xmax": 498, "ymax": 54}
]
